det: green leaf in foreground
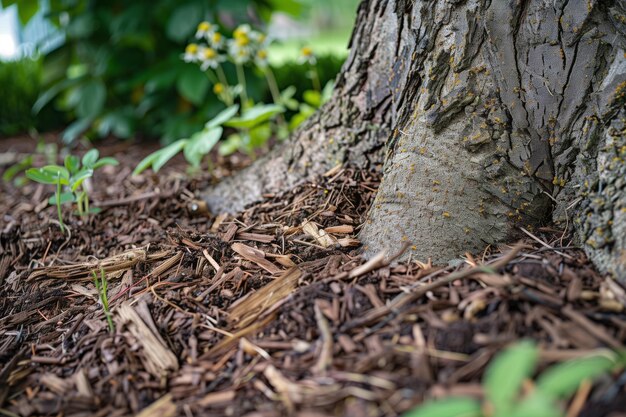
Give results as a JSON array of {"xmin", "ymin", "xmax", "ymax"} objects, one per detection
[
  {"xmin": 535, "ymin": 351, "xmax": 620, "ymax": 399},
  {"xmin": 224, "ymin": 104, "xmax": 284, "ymax": 129},
  {"xmin": 133, "ymin": 139, "xmax": 188, "ymax": 175},
  {"xmin": 82, "ymin": 149, "xmax": 99, "ymax": 167},
  {"xmin": 484, "ymin": 340, "xmax": 538, "ymax": 415},
  {"xmin": 48, "ymin": 192, "xmax": 75, "ymax": 205},
  {"xmin": 184, "ymin": 127, "xmax": 223, "ymax": 168},
  {"xmin": 92, "ymin": 157, "xmax": 119, "ymax": 169},
  {"xmin": 402, "ymin": 397, "xmax": 482, "ymax": 417},
  {"xmin": 205, "ymin": 105, "xmax": 239, "ymax": 129}
]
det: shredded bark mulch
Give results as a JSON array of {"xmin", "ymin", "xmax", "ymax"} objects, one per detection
[{"xmin": 1, "ymin": 137, "xmax": 625, "ymax": 417}]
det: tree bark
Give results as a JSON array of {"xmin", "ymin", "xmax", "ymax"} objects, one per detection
[{"xmin": 202, "ymin": 0, "xmax": 626, "ymax": 279}]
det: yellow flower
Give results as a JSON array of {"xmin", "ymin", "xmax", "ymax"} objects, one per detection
[
  {"xmin": 195, "ymin": 21, "xmax": 216, "ymax": 40},
  {"xmin": 197, "ymin": 22, "xmax": 210, "ymax": 32},
  {"xmin": 183, "ymin": 43, "xmax": 200, "ymax": 62},
  {"xmin": 234, "ymin": 24, "xmax": 251, "ymax": 39},
  {"xmin": 235, "ymin": 34, "xmax": 250, "ymax": 47},
  {"xmin": 213, "ymin": 83, "xmax": 225, "ymax": 94},
  {"xmin": 211, "ymin": 32, "xmax": 223, "ymax": 47},
  {"xmin": 185, "ymin": 43, "xmax": 198, "ymax": 54},
  {"xmin": 299, "ymin": 46, "xmax": 316, "ymax": 65},
  {"xmin": 255, "ymin": 49, "xmax": 268, "ymax": 67},
  {"xmin": 203, "ymin": 48, "xmax": 217, "ymax": 59}
]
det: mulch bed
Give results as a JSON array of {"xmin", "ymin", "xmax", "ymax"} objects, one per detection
[{"xmin": 1, "ymin": 137, "xmax": 625, "ymax": 417}]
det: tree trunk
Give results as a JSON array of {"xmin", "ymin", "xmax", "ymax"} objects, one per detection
[{"xmin": 202, "ymin": 0, "xmax": 626, "ymax": 279}]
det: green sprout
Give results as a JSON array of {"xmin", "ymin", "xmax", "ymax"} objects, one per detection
[
  {"xmin": 404, "ymin": 341, "xmax": 625, "ymax": 417},
  {"xmin": 25, "ymin": 149, "xmax": 118, "ymax": 233},
  {"xmin": 93, "ymin": 267, "xmax": 114, "ymax": 333}
]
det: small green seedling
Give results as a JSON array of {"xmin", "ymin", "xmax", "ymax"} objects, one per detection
[
  {"xmin": 404, "ymin": 341, "xmax": 625, "ymax": 417},
  {"xmin": 93, "ymin": 267, "xmax": 114, "ymax": 333},
  {"xmin": 25, "ymin": 149, "xmax": 118, "ymax": 232}
]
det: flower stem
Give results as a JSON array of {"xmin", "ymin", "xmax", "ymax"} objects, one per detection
[
  {"xmin": 56, "ymin": 178, "xmax": 65, "ymax": 234},
  {"xmin": 204, "ymin": 69, "xmax": 219, "ymax": 85},
  {"xmin": 235, "ymin": 63, "xmax": 248, "ymax": 108},
  {"xmin": 310, "ymin": 64, "xmax": 321, "ymax": 92},
  {"xmin": 216, "ymin": 65, "xmax": 234, "ymax": 106},
  {"xmin": 264, "ymin": 67, "xmax": 281, "ymax": 105},
  {"xmin": 263, "ymin": 66, "xmax": 287, "ymax": 131}
]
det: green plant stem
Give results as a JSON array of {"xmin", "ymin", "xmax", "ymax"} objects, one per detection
[
  {"xmin": 204, "ymin": 70, "xmax": 219, "ymax": 85},
  {"xmin": 94, "ymin": 268, "xmax": 114, "ymax": 333},
  {"xmin": 310, "ymin": 65, "xmax": 321, "ymax": 92},
  {"xmin": 235, "ymin": 63, "xmax": 248, "ymax": 108},
  {"xmin": 263, "ymin": 67, "xmax": 281, "ymax": 105},
  {"xmin": 215, "ymin": 65, "xmax": 234, "ymax": 106},
  {"xmin": 263, "ymin": 67, "xmax": 287, "ymax": 129},
  {"xmin": 56, "ymin": 178, "xmax": 65, "ymax": 233}
]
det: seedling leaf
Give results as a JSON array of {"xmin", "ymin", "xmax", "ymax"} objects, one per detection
[
  {"xmin": 92, "ymin": 157, "xmax": 119, "ymax": 169},
  {"xmin": 484, "ymin": 340, "xmax": 538, "ymax": 415},
  {"xmin": 205, "ymin": 105, "xmax": 239, "ymax": 129},
  {"xmin": 536, "ymin": 352, "xmax": 619, "ymax": 399},
  {"xmin": 48, "ymin": 192, "xmax": 75, "ymax": 205},
  {"xmin": 402, "ymin": 397, "xmax": 482, "ymax": 417},
  {"xmin": 152, "ymin": 139, "xmax": 188, "ymax": 172},
  {"xmin": 82, "ymin": 149, "xmax": 99, "ymax": 167},
  {"xmin": 184, "ymin": 127, "xmax": 223, "ymax": 168},
  {"xmin": 64, "ymin": 155, "xmax": 80, "ymax": 174},
  {"xmin": 224, "ymin": 104, "xmax": 284, "ymax": 129},
  {"xmin": 70, "ymin": 169, "xmax": 94, "ymax": 191},
  {"xmin": 505, "ymin": 391, "xmax": 561, "ymax": 417}
]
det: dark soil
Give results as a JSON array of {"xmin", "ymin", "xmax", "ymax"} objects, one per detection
[{"xmin": 1, "ymin": 136, "xmax": 625, "ymax": 417}]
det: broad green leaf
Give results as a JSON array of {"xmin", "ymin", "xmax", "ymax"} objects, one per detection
[
  {"xmin": 133, "ymin": 151, "xmax": 160, "ymax": 176},
  {"xmin": 41, "ymin": 165, "xmax": 70, "ymax": 180},
  {"xmin": 48, "ymin": 192, "xmax": 75, "ymax": 205},
  {"xmin": 70, "ymin": 169, "xmax": 93, "ymax": 191},
  {"xmin": 402, "ymin": 397, "xmax": 482, "ymax": 417},
  {"xmin": 62, "ymin": 118, "xmax": 92, "ymax": 144},
  {"xmin": 92, "ymin": 157, "xmax": 119, "ymax": 169},
  {"xmin": 3, "ymin": 155, "xmax": 33, "ymax": 182},
  {"xmin": 33, "ymin": 78, "xmax": 81, "ymax": 114},
  {"xmin": 321, "ymin": 80, "xmax": 335, "ymax": 104},
  {"xmin": 152, "ymin": 139, "xmax": 188, "ymax": 172},
  {"xmin": 218, "ymin": 134, "xmax": 242, "ymax": 156},
  {"xmin": 166, "ymin": 2, "xmax": 203, "ymax": 42},
  {"xmin": 280, "ymin": 86, "xmax": 299, "ymax": 110},
  {"xmin": 97, "ymin": 111, "xmax": 133, "ymax": 138},
  {"xmin": 280, "ymin": 86, "xmax": 296, "ymax": 101},
  {"xmin": 177, "ymin": 66, "xmax": 210, "ymax": 106},
  {"xmin": 76, "ymin": 80, "xmax": 106, "ymax": 119},
  {"xmin": 484, "ymin": 341, "xmax": 538, "ymax": 415},
  {"xmin": 303, "ymin": 90, "xmax": 322, "ymax": 108},
  {"xmin": 224, "ymin": 104, "xmax": 284, "ymax": 129},
  {"xmin": 64, "ymin": 155, "xmax": 80, "ymax": 174},
  {"xmin": 25, "ymin": 168, "xmax": 59, "ymax": 185},
  {"xmin": 536, "ymin": 352, "xmax": 619, "ymax": 399},
  {"xmin": 205, "ymin": 105, "xmax": 239, "ymax": 129},
  {"xmin": 289, "ymin": 103, "xmax": 316, "ymax": 130},
  {"xmin": 82, "ymin": 149, "xmax": 99, "ymax": 167},
  {"xmin": 248, "ymin": 122, "xmax": 271, "ymax": 149},
  {"xmin": 505, "ymin": 392, "xmax": 561, "ymax": 417},
  {"xmin": 184, "ymin": 127, "xmax": 223, "ymax": 168}
]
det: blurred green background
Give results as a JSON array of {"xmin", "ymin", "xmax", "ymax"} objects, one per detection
[{"xmin": 0, "ymin": 0, "xmax": 360, "ymax": 142}]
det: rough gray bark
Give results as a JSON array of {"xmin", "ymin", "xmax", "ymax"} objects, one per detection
[{"xmin": 203, "ymin": 0, "xmax": 626, "ymax": 279}]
